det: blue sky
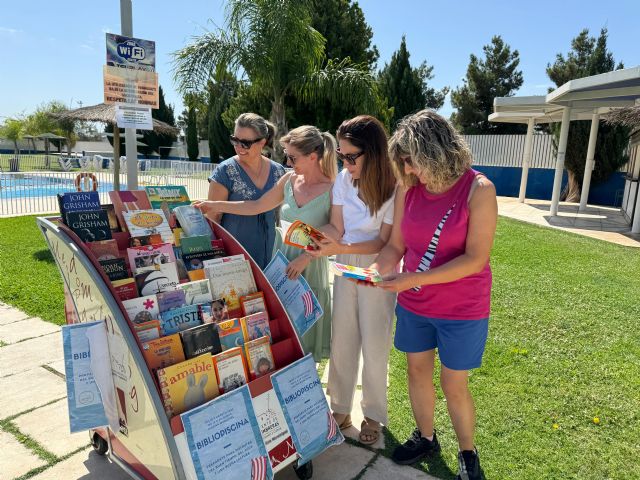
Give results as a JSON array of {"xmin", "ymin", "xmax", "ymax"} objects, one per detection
[{"xmin": 0, "ymin": 0, "xmax": 638, "ymax": 121}]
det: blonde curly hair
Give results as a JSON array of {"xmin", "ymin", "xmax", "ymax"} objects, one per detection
[{"xmin": 389, "ymin": 109, "xmax": 472, "ymax": 191}]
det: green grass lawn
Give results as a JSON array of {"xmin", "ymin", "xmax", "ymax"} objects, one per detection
[{"xmin": 1, "ymin": 215, "xmax": 638, "ymax": 479}]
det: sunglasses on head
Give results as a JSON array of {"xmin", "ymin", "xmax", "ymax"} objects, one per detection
[
  {"xmin": 336, "ymin": 149, "xmax": 364, "ymax": 166},
  {"xmin": 229, "ymin": 135, "xmax": 263, "ymax": 149}
]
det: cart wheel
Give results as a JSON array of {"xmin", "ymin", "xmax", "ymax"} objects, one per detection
[
  {"xmin": 293, "ymin": 460, "xmax": 313, "ymax": 480},
  {"xmin": 91, "ymin": 432, "xmax": 108, "ymax": 455}
]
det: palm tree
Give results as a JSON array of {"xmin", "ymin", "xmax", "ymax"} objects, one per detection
[{"xmin": 172, "ymin": 0, "xmax": 377, "ymax": 151}]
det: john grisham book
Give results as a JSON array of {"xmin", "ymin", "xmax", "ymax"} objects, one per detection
[{"xmin": 65, "ymin": 210, "xmax": 113, "ymax": 242}]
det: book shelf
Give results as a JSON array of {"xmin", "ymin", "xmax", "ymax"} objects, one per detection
[{"xmin": 37, "ymin": 215, "xmax": 312, "ymax": 480}]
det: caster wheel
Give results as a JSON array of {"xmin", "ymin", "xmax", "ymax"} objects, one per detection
[
  {"xmin": 293, "ymin": 460, "xmax": 313, "ymax": 480},
  {"xmin": 91, "ymin": 432, "xmax": 108, "ymax": 455}
]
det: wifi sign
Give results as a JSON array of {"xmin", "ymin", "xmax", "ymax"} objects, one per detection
[{"xmin": 117, "ymin": 40, "xmax": 146, "ymax": 62}]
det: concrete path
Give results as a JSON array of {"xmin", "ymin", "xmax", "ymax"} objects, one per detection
[{"xmin": 0, "ymin": 302, "xmax": 437, "ymax": 480}]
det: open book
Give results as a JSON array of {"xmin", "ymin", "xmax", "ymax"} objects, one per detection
[
  {"xmin": 331, "ymin": 262, "xmax": 383, "ymax": 283},
  {"xmin": 283, "ymin": 220, "xmax": 326, "ymax": 250}
]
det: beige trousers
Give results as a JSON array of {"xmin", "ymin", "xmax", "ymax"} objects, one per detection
[{"xmin": 327, "ymin": 253, "xmax": 397, "ymax": 425}]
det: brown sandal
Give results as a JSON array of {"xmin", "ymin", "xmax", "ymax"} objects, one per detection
[
  {"xmin": 359, "ymin": 418, "xmax": 381, "ymax": 445},
  {"xmin": 332, "ymin": 412, "xmax": 352, "ymax": 430}
]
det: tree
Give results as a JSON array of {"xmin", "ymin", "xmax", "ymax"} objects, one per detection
[
  {"xmin": 142, "ymin": 86, "xmax": 177, "ymax": 158},
  {"xmin": 186, "ymin": 97, "xmax": 199, "ymax": 161},
  {"xmin": 451, "ymin": 36, "xmax": 524, "ymax": 134},
  {"xmin": 173, "ymin": 0, "xmax": 378, "ymax": 157},
  {"xmin": 546, "ymin": 28, "xmax": 628, "ymax": 202},
  {"xmin": 378, "ymin": 36, "xmax": 448, "ymax": 126},
  {"xmin": 25, "ymin": 101, "xmax": 77, "ymax": 156},
  {"xmin": 0, "ymin": 118, "xmax": 25, "ymax": 155}
]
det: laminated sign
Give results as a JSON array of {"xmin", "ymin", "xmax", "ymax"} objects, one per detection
[
  {"xmin": 103, "ymin": 65, "xmax": 159, "ymax": 108},
  {"xmin": 106, "ymin": 33, "xmax": 156, "ymax": 72}
]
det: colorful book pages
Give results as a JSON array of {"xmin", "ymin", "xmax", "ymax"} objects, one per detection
[
  {"xmin": 159, "ymin": 304, "xmax": 202, "ymax": 335},
  {"xmin": 213, "ymin": 347, "xmax": 248, "ymax": 393},
  {"xmin": 174, "ymin": 205, "xmax": 214, "ymax": 238},
  {"xmin": 240, "ymin": 312, "xmax": 271, "ymax": 343},
  {"xmin": 122, "ymin": 209, "xmax": 173, "ymax": 244},
  {"xmin": 331, "ymin": 262, "xmax": 383, "ymax": 283},
  {"xmin": 142, "ymin": 333, "xmax": 185, "ymax": 372},
  {"xmin": 283, "ymin": 220, "xmax": 326, "ymax": 250},
  {"xmin": 244, "ymin": 336, "xmax": 275, "ymax": 378},
  {"xmin": 217, "ymin": 318, "xmax": 245, "ymax": 351}
]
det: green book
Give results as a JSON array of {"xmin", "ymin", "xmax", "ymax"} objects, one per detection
[{"xmin": 181, "ymin": 235, "xmax": 213, "ymax": 255}]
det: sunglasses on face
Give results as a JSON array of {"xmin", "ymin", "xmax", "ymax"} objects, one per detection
[
  {"xmin": 336, "ymin": 149, "xmax": 364, "ymax": 166},
  {"xmin": 283, "ymin": 150, "xmax": 302, "ymax": 164},
  {"xmin": 229, "ymin": 135, "xmax": 263, "ymax": 149}
]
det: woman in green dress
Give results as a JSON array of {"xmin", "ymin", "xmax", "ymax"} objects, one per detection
[{"xmin": 194, "ymin": 125, "xmax": 337, "ymax": 361}]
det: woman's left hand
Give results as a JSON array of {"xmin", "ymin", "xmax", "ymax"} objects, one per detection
[
  {"xmin": 286, "ymin": 254, "xmax": 311, "ymax": 279},
  {"xmin": 376, "ymin": 272, "xmax": 422, "ymax": 292}
]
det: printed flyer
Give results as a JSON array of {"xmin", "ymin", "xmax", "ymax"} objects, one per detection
[
  {"xmin": 271, "ymin": 354, "xmax": 343, "ymax": 464},
  {"xmin": 61, "ymin": 321, "xmax": 109, "ymax": 432},
  {"xmin": 181, "ymin": 385, "xmax": 273, "ymax": 480},
  {"xmin": 264, "ymin": 251, "xmax": 323, "ymax": 339}
]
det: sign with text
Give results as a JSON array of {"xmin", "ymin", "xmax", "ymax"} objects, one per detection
[
  {"xmin": 271, "ymin": 354, "xmax": 342, "ymax": 464},
  {"xmin": 181, "ymin": 385, "xmax": 273, "ymax": 480},
  {"xmin": 106, "ymin": 33, "xmax": 155, "ymax": 72},
  {"xmin": 62, "ymin": 321, "xmax": 109, "ymax": 432},
  {"xmin": 116, "ymin": 105, "xmax": 153, "ymax": 130},
  {"xmin": 103, "ymin": 65, "xmax": 159, "ymax": 108}
]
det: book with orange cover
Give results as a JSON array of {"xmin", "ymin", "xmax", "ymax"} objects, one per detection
[
  {"xmin": 142, "ymin": 333, "xmax": 185, "ymax": 372},
  {"xmin": 244, "ymin": 336, "xmax": 275, "ymax": 379},
  {"xmin": 134, "ymin": 319, "xmax": 161, "ymax": 342},
  {"xmin": 213, "ymin": 347, "xmax": 248, "ymax": 393},
  {"xmin": 240, "ymin": 311, "xmax": 271, "ymax": 343},
  {"xmin": 240, "ymin": 291, "xmax": 268, "ymax": 318},
  {"xmin": 283, "ymin": 220, "xmax": 326, "ymax": 250},
  {"xmin": 156, "ymin": 353, "xmax": 219, "ymax": 417}
]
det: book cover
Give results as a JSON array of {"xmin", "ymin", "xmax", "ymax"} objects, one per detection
[
  {"xmin": 134, "ymin": 320, "xmax": 161, "ymax": 342},
  {"xmin": 283, "ymin": 220, "xmax": 326, "ymax": 250},
  {"xmin": 240, "ymin": 292, "xmax": 268, "ymax": 318},
  {"xmin": 144, "ymin": 185, "xmax": 191, "ymax": 212},
  {"xmin": 122, "ymin": 209, "xmax": 173, "ymax": 244},
  {"xmin": 142, "ymin": 333, "xmax": 185, "ymax": 372},
  {"xmin": 331, "ymin": 262, "xmax": 383, "ymax": 283},
  {"xmin": 183, "ymin": 251, "xmax": 219, "ymax": 271},
  {"xmin": 180, "ymin": 235, "xmax": 213, "ymax": 255},
  {"xmin": 157, "ymin": 289, "xmax": 187, "ymax": 313},
  {"xmin": 211, "ymin": 239, "xmax": 226, "ymax": 257},
  {"xmin": 174, "ymin": 205, "xmax": 214, "ymax": 238},
  {"xmin": 178, "ymin": 279, "xmax": 213, "ymax": 305},
  {"xmin": 173, "ymin": 228, "xmax": 183, "ymax": 247},
  {"xmin": 157, "ymin": 353, "xmax": 219, "ymax": 416},
  {"xmin": 201, "ymin": 298, "xmax": 230, "ymax": 324},
  {"xmin": 87, "ymin": 239, "xmax": 120, "ymax": 261},
  {"xmin": 245, "ymin": 336, "xmax": 275, "ymax": 378},
  {"xmin": 134, "ymin": 263, "xmax": 180, "ymax": 296},
  {"xmin": 217, "ymin": 317, "xmax": 245, "ymax": 351},
  {"xmin": 127, "ymin": 243, "xmax": 177, "ymax": 275},
  {"xmin": 129, "ymin": 233, "xmax": 163, "ymax": 247},
  {"xmin": 102, "ymin": 204, "xmax": 120, "ymax": 232},
  {"xmin": 205, "ymin": 259, "xmax": 257, "ymax": 313},
  {"xmin": 187, "ymin": 269, "xmax": 206, "ymax": 282},
  {"xmin": 213, "ymin": 347, "xmax": 248, "ymax": 393},
  {"xmin": 65, "ymin": 210, "xmax": 113, "ymax": 242},
  {"xmin": 122, "ymin": 294, "xmax": 159, "ymax": 324},
  {"xmin": 112, "ymin": 277, "xmax": 138, "ymax": 301},
  {"xmin": 99, "ymin": 257, "xmax": 128, "ymax": 281},
  {"xmin": 58, "ymin": 191, "xmax": 101, "ymax": 216},
  {"xmin": 159, "ymin": 304, "xmax": 202, "ymax": 336},
  {"xmin": 108, "ymin": 190, "xmax": 152, "ymax": 232},
  {"xmin": 179, "ymin": 323, "xmax": 222, "ymax": 359},
  {"xmin": 201, "ymin": 253, "xmax": 245, "ymax": 268},
  {"xmin": 240, "ymin": 312, "xmax": 271, "ymax": 343}
]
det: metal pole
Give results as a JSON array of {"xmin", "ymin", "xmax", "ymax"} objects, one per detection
[
  {"xmin": 579, "ymin": 112, "xmax": 600, "ymax": 212},
  {"xmin": 550, "ymin": 107, "xmax": 572, "ymax": 216},
  {"xmin": 519, "ymin": 117, "xmax": 535, "ymax": 203},
  {"xmin": 120, "ymin": 0, "xmax": 139, "ymax": 190}
]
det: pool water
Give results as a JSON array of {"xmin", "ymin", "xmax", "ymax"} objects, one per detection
[{"xmin": 0, "ymin": 174, "xmax": 113, "ymax": 199}]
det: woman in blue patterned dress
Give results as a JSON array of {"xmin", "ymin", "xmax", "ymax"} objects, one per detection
[{"xmin": 206, "ymin": 113, "xmax": 286, "ymax": 269}]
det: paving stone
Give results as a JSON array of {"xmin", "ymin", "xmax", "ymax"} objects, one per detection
[
  {"xmin": 13, "ymin": 399, "xmax": 89, "ymax": 457},
  {"xmin": 0, "ymin": 317, "xmax": 59, "ymax": 344},
  {"xmin": 0, "ymin": 332, "xmax": 63, "ymax": 376},
  {"xmin": 0, "ymin": 429, "xmax": 47, "ymax": 480},
  {"xmin": 44, "ymin": 359, "xmax": 66, "ymax": 378},
  {"xmin": 30, "ymin": 448, "xmax": 132, "ymax": 480},
  {"xmin": 276, "ymin": 442, "xmax": 375, "ymax": 480},
  {"xmin": 363, "ymin": 453, "xmax": 440, "ymax": 480},
  {"xmin": 0, "ymin": 366, "xmax": 66, "ymax": 419},
  {"xmin": 0, "ymin": 308, "xmax": 29, "ymax": 326}
]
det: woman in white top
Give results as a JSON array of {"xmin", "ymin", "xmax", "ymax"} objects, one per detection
[{"xmin": 309, "ymin": 115, "xmax": 397, "ymax": 445}]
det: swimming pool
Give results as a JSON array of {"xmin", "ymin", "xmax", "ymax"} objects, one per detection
[{"xmin": 0, "ymin": 174, "xmax": 113, "ymax": 199}]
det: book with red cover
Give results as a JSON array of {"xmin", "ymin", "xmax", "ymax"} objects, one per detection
[
  {"xmin": 108, "ymin": 190, "xmax": 152, "ymax": 232},
  {"xmin": 112, "ymin": 278, "xmax": 138, "ymax": 301},
  {"xmin": 87, "ymin": 239, "xmax": 120, "ymax": 261}
]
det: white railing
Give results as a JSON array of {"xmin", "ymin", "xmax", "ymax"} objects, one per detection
[
  {"xmin": 464, "ymin": 134, "xmax": 557, "ymax": 169},
  {"xmin": 0, "ymin": 155, "xmax": 214, "ymax": 216}
]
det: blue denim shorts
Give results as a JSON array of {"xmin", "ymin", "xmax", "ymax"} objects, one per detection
[{"xmin": 394, "ymin": 304, "xmax": 489, "ymax": 370}]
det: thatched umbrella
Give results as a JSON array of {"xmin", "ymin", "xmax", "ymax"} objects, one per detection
[
  {"xmin": 604, "ymin": 106, "xmax": 640, "ymax": 135},
  {"xmin": 52, "ymin": 103, "xmax": 179, "ymax": 190},
  {"xmin": 37, "ymin": 132, "xmax": 67, "ymax": 169}
]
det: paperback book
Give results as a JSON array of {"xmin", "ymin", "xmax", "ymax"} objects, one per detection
[
  {"xmin": 157, "ymin": 290, "xmax": 187, "ymax": 313},
  {"xmin": 331, "ymin": 262, "xmax": 383, "ymax": 283},
  {"xmin": 240, "ymin": 292, "xmax": 268, "ymax": 318},
  {"xmin": 178, "ymin": 279, "xmax": 213, "ymax": 305},
  {"xmin": 129, "ymin": 233, "xmax": 163, "ymax": 247},
  {"xmin": 111, "ymin": 278, "xmax": 138, "ymax": 301},
  {"xmin": 58, "ymin": 191, "xmax": 101, "ymax": 216},
  {"xmin": 240, "ymin": 312, "xmax": 271, "ymax": 343},
  {"xmin": 144, "ymin": 186, "xmax": 191, "ymax": 212},
  {"xmin": 102, "ymin": 204, "xmax": 119, "ymax": 232},
  {"xmin": 134, "ymin": 263, "xmax": 180, "ymax": 296},
  {"xmin": 122, "ymin": 294, "xmax": 159, "ymax": 324},
  {"xmin": 157, "ymin": 354, "xmax": 219, "ymax": 416},
  {"xmin": 122, "ymin": 209, "xmax": 173, "ymax": 244},
  {"xmin": 87, "ymin": 239, "xmax": 120, "ymax": 261},
  {"xmin": 142, "ymin": 333, "xmax": 185, "ymax": 371},
  {"xmin": 244, "ymin": 336, "xmax": 275, "ymax": 378},
  {"xmin": 182, "ymin": 251, "xmax": 219, "ymax": 271},
  {"xmin": 201, "ymin": 298, "xmax": 229, "ymax": 324},
  {"xmin": 159, "ymin": 304, "xmax": 202, "ymax": 336},
  {"xmin": 283, "ymin": 220, "xmax": 326, "ymax": 250},
  {"xmin": 174, "ymin": 205, "xmax": 214, "ymax": 238},
  {"xmin": 179, "ymin": 235, "xmax": 212, "ymax": 255},
  {"xmin": 134, "ymin": 320, "xmax": 161, "ymax": 342},
  {"xmin": 213, "ymin": 347, "xmax": 248, "ymax": 393},
  {"xmin": 127, "ymin": 243, "xmax": 177, "ymax": 274},
  {"xmin": 216, "ymin": 317, "xmax": 245, "ymax": 351},
  {"xmin": 108, "ymin": 190, "xmax": 152, "ymax": 232},
  {"xmin": 99, "ymin": 257, "xmax": 129, "ymax": 281},
  {"xmin": 66, "ymin": 210, "xmax": 113, "ymax": 242},
  {"xmin": 205, "ymin": 259, "xmax": 257, "ymax": 313},
  {"xmin": 179, "ymin": 323, "xmax": 222, "ymax": 359}
]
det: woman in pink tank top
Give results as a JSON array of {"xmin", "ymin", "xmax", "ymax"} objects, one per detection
[{"xmin": 370, "ymin": 110, "xmax": 497, "ymax": 480}]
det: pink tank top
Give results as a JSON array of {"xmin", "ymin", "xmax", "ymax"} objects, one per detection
[{"xmin": 398, "ymin": 169, "xmax": 491, "ymax": 320}]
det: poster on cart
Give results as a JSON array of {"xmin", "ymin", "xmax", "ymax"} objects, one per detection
[
  {"xmin": 61, "ymin": 321, "xmax": 109, "ymax": 432},
  {"xmin": 264, "ymin": 251, "xmax": 322, "ymax": 339},
  {"xmin": 181, "ymin": 385, "xmax": 273, "ymax": 480},
  {"xmin": 271, "ymin": 354, "xmax": 343, "ymax": 465}
]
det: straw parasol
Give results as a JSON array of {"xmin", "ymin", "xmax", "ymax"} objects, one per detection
[
  {"xmin": 52, "ymin": 103, "xmax": 179, "ymax": 190},
  {"xmin": 604, "ymin": 105, "xmax": 640, "ymax": 135}
]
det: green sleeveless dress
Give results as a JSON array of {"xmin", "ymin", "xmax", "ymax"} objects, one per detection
[{"xmin": 273, "ymin": 179, "xmax": 332, "ymax": 361}]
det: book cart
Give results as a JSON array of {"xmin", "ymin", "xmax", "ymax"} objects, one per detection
[{"xmin": 37, "ymin": 215, "xmax": 332, "ymax": 480}]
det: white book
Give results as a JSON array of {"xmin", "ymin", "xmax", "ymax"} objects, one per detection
[
  {"xmin": 178, "ymin": 279, "xmax": 214, "ymax": 305},
  {"xmin": 205, "ymin": 259, "xmax": 257, "ymax": 312},
  {"xmin": 122, "ymin": 209, "xmax": 173, "ymax": 244},
  {"xmin": 122, "ymin": 294, "xmax": 159, "ymax": 324},
  {"xmin": 202, "ymin": 254, "xmax": 245, "ymax": 268}
]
